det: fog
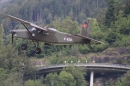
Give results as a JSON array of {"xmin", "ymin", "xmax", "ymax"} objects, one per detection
[{"xmin": 0, "ymin": 0, "xmax": 12, "ymax": 10}]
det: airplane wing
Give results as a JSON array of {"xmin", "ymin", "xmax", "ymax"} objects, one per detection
[
  {"xmin": 75, "ymin": 34, "xmax": 104, "ymax": 44},
  {"xmin": 0, "ymin": 14, "xmax": 47, "ymax": 31}
]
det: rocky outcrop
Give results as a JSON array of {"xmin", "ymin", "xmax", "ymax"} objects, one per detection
[{"xmin": 84, "ymin": 46, "xmax": 130, "ymax": 63}]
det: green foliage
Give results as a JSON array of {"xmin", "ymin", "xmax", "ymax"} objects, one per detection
[
  {"xmin": 104, "ymin": 1, "xmax": 130, "ymax": 46},
  {"xmin": 92, "ymin": 43, "xmax": 109, "ymax": 52},
  {"xmin": 0, "ymin": 24, "xmax": 4, "ymax": 45},
  {"xmin": 44, "ymin": 66, "xmax": 88, "ymax": 86},
  {"xmin": 0, "ymin": 24, "xmax": 38, "ymax": 85},
  {"xmin": 117, "ymin": 15, "xmax": 130, "ymax": 35},
  {"xmin": 44, "ymin": 71, "xmax": 76, "ymax": 86},
  {"xmin": 51, "ymin": 55, "xmax": 89, "ymax": 64},
  {"xmin": 124, "ymin": 0, "xmax": 130, "ymax": 16},
  {"xmin": 91, "ymin": 19, "xmax": 105, "ymax": 40},
  {"xmin": 105, "ymin": 0, "xmax": 120, "ymax": 27},
  {"xmin": 58, "ymin": 71, "xmax": 76, "ymax": 86},
  {"xmin": 0, "ymin": 0, "xmax": 108, "ymax": 25},
  {"xmin": 3, "ymin": 72, "xmax": 23, "ymax": 86},
  {"xmin": 50, "ymin": 54, "xmax": 77, "ymax": 64},
  {"xmin": 105, "ymin": 29, "xmax": 121, "ymax": 45},
  {"xmin": 90, "ymin": 19, "xmax": 109, "ymax": 51},
  {"xmin": 0, "ymin": 68, "xmax": 9, "ymax": 86},
  {"xmin": 78, "ymin": 45, "xmax": 88, "ymax": 54},
  {"xmin": 115, "ymin": 79, "xmax": 123, "ymax": 86},
  {"xmin": 50, "ymin": 17, "xmax": 80, "ymax": 34},
  {"xmin": 105, "ymin": 11, "xmax": 130, "ymax": 46},
  {"xmin": 115, "ymin": 71, "xmax": 130, "ymax": 86},
  {"xmin": 122, "ymin": 71, "xmax": 130, "ymax": 86},
  {"xmin": 44, "ymin": 73, "xmax": 59, "ymax": 86},
  {"xmin": 113, "ymin": 35, "xmax": 130, "ymax": 47},
  {"xmin": 25, "ymin": 79, "xmax": 44, "ymax": 86},
  {"xmin": 63, "ymin": 66, "xmax": 88, "ymax": 86}
]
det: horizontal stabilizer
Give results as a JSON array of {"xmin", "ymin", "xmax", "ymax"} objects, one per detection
[{"xmin": 75, "ymin": 34, "xmax": 104, "ymax": 44}]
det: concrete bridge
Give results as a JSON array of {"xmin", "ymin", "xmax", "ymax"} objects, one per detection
[
  {"xmin": 37, "ymin": 63, "xmax": 130, "ymax": 73},
  {"xmin": 36, "ymin": 63, "xmax": 130, "ymax": 86}
]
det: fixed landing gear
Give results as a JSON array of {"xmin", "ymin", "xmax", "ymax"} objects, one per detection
[
  {"xmin": 35, "ymin": 48, "xmax": 41, "ymax": 54},
  {"xmin": 21, "ymin": 43, "xmax": 27, "ymax": 50},
  {"xmin": 35, "ymin": 42, "xmax": 41, "ymax": 54},
  {"xmin": 20, "ymin": 42, "xmax": 42, "ymax": 54}
]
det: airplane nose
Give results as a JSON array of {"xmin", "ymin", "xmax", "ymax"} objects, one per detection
[
  {"xmin": 10, "ymin": 30, "xmax": 14, "ymax": 34},
  {"xmin": 10, "ymin": 30, "xmax": 16, "ymax": 34}
]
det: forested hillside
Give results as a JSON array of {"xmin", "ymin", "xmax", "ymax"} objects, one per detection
[
  {"xmin": 0, "ymin": 0, "xmax": 130, "ymax": 86},
  {"xmin": 0, "ymin": 0, "xmax": 107, "ymax": 23}
]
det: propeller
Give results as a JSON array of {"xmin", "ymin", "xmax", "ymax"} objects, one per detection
[
  {"xmin": 12, "ymin": 33, "xmax": 14, "ymax": 44},
  {"xmin": 10, "ymin": 26, "xmax": 19, "ymax": 44},
  {"xmin": 10, "ymin": 30, "xmax": 14, "ymax": 44}
]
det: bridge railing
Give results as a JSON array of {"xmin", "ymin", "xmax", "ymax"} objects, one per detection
[{"xmin": 36, "ymin": 63, "xmax": 130, "ymax": 70}]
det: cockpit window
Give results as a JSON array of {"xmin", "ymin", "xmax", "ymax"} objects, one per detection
[
  {"xmin": 31, "ymin": 27, "xmax": 36, "ymax": 31},
  {"xmin": 48, "ymin": 28, "xmax": 57, "ymax": 31}
]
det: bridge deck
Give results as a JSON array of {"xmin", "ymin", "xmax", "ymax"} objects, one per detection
[{"xmin": 36, "ymin": 63, "xmax": 130, "ymax": 74}]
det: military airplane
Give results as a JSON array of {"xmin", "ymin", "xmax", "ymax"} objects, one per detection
[{"xmin": 1, "ymin": 14, "xmax": 103, "ymax": 54}]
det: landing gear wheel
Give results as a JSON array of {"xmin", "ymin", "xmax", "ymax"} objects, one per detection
[
  {"xmin": 35, "ymin": 48, "xmax": 41, "ymax": 54},
  {"xmin": 21, "ymin": 44, "xmax": 27, "ymax": 50}
]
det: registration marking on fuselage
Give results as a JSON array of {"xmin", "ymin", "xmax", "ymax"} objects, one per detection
[{"xmin": 64, "ymin": 37, "xmax": 73, "ymax": 41}]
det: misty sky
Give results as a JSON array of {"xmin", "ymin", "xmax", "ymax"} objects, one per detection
[
  {"xmin": 0, "ymin": 0, "xmax": 11, "ymax": 4},
  {"xmin": 0, "ymin": 0, "xmax": 11, "ymax": 10}
]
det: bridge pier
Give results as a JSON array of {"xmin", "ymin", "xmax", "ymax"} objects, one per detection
[{"xmin": 90, "ymin": 71, "xmax": 94, "ymax": 86}]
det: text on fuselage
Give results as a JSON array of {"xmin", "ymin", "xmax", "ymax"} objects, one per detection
[{"xmin": 64, "ymin": 37, "xmax": 73, "ymax": 41}]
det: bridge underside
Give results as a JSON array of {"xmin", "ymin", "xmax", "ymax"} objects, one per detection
[
  {"xmin": 36, "ymin": 64, "xmax": 130, "ymax": 86},
  {"xmin": 37, "ymin": 66, "xmax": 128, "ymax": 74}
]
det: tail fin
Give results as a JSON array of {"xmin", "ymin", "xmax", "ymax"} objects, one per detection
[{"xmin": 80, "ymin": 18, "xmax": 92, "ymax": 37}]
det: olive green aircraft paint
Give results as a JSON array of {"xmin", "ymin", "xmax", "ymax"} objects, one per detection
[
  {"xmin": 1, "ymin": 14, "xmax": 103, "ymax": 54},
  {"xmin": 12, "ymin": 28, "xmax": 90, "ymax": 44}
]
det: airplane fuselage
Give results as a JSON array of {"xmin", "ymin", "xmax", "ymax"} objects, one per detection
[{"xmin": 12, "ymin": 29, "xmax": 90, "ymax": 44}]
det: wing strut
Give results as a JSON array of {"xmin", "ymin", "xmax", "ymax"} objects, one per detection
[{"xmin": 22, "ymin": 23, "xmax": 36, "ymax": 40}]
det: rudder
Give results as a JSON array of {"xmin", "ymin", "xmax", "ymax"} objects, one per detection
[{"xmin": 80, "ymin": 18, "xmax": 92, "ymax": 37}]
